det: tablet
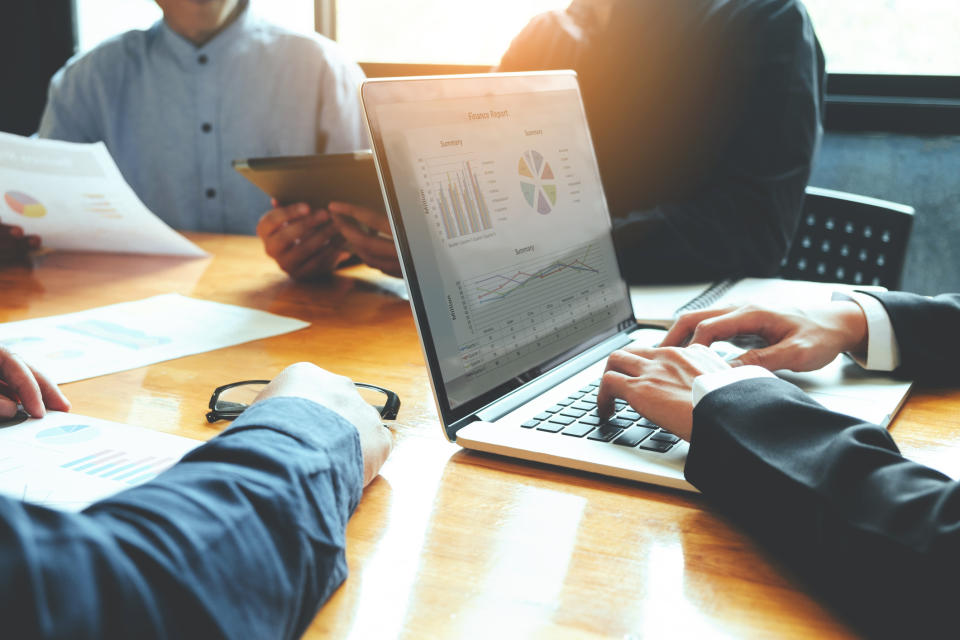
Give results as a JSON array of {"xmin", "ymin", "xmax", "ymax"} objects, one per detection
[{"xmin": 232, "ymin": 151, "xmax": 385, "ymax": 212}]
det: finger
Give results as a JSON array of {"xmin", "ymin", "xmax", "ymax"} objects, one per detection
[
  {"xmin": 620, "ymin": 344, "xmax": 659, "ymax": 358},
  {"xmin": 335, "ymin": 221, "xmax": 397, "ymax": 259},
  {"xmin": 0, "ymin": 350, "xmax": 45, "ymax": 417},
  {"xmin": 28, "ymin": 364, "xmax": 70, "ymax": 413},
  {"xmin": 262, "ymin": 211, "xmax": 338, "ymax": 261},
  {"xmin": 256, "ymin": 203, "xmax": 312, "ymax": 238},
  {"xmin": 597, "ymin": 370, "xmax": 635, "ymax": 419},
  {"xmin": 597, "ymin": 350, "xmax": 646, "ymax": 417},
  {"xmin": 0, "ymin": 396, "xmax": 18, "ymax": 419},
  {"xmin": 360, "ymin": 253, "xmax": 403, "ymax": 278},
  {"xmin": 688, "ymin": 308, "xmax": 776, "ymax": 348},
  {"xmin": 661, "ymin": 307, "xmax": 737, "ymax": 347},
  {"xmin": 0, "ymin": 223, "xmax": 25, "ymax": 238},
  {"xmin": 730, "ymin": 342, "xmax": 800, "ymax": 372},
  {"xmin": 289, "ymin": 242, "xmax": 351, "ymax": 280},
  {"xmin": 329, "ymin": 202, "xmax": 391, "ymax": 235}
]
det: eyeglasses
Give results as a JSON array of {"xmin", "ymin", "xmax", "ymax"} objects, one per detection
[{"xmin": 206, "ymin": 379, "xmax": 400, "ymax": 423}]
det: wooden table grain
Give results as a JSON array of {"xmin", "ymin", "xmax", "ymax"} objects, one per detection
[{"xmin": 3, "ymin": 233, "xmax": 958, "ymax": 639}]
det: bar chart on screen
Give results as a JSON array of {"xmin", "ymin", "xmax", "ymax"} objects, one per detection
[{"xmin": 418, "ymin": 152, "xmax": 506, "ymax": 245}]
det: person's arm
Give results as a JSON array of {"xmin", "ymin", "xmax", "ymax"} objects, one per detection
[
  {"xmin": 867, "ymin": 291, "xmax": 960, "ymax": 382},
  {"xmin": 36, "ymin": 54, "xmax": 103, "ymax": 142},
  {"xmin": 0, "ymin": 363, "xmax": 391, "ymax": 638},
  {"xmin": 686, "ymin": 376, "xmax": 960, "ymax": 635},
  {"xmin": 661, "ymin": 292, "xmax": 960, "ymax": 383},
  {"xmin": 597, "ymin": 342, "xmax": 960, "ymax": 634},
  {"xmin": 314, "ymin": 43, "xmax": 368, "ymax": 154}
]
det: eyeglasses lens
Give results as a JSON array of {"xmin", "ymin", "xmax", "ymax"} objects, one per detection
[
  {"xmin": 355, "ymin": 385, "xmax": 390, "ymax": 414},
  {"xmin": 215, "ymin": 382, "xmax": 268, "ymax": 415}
]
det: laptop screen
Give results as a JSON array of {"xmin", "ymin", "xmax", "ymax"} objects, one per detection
[{"xmin": 363, "ymin": 73, "xmax": 634, "ymax": 423}]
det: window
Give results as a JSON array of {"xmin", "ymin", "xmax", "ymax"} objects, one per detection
[
  {"xmin": 336, "ymin": 1, "xmax": 566, "ymax": 65},
  {"xmin": 74, "ymin": 0, "xmax": 315, "ymax": 52},
  {"xmin": 803, "ymin": 0, "xmax": 960, "ymax": 75}
]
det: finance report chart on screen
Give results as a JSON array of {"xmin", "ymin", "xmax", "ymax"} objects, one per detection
[{"xmin": 377, "ymin": 88, "xmax": 632, "ymax": 407}]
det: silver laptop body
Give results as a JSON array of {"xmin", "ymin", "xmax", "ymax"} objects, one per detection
[{"xmin": 360, "ymin": 72, "xmax": 911, "ymax": 493}]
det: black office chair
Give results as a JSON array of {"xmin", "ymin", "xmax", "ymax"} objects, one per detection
[{"xmin": 779, "ymin": 186, "xmax": 915, "ymax": 289}]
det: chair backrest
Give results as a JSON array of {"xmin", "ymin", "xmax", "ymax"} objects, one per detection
[{"xmin": 779, "ymin": 186, "xmax": 915, "ymax": 289}]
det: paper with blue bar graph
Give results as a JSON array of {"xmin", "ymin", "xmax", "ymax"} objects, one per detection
[
  {"xmin": 0, "ymin": 410, "xmax": 200, "ymax": 511},
  {"xmin": 0, "ymin": 294, "xmax": 309, "ymax": 384}
]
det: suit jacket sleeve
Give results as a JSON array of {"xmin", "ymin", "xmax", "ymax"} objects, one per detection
[
  {"xmin": 868, "ymin": 291, "xmax": 960, "ymax": 382},
  {"xmin": 0, "ymin": 397, "xmax": 364, "ymax": 639},
  {"xmin": 685, "ymin": 376, "xmax": 960, "ymax": 635}
]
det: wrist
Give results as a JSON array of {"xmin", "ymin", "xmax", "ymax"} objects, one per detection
[{"xmin": 834, "ymin": 300, "xmax": 868, "ymax": 355}]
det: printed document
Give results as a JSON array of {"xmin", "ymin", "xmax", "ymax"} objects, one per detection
[
  {"xmin": 0, "ymin": 294, "xmax": 310, "ymax": 383},
  {"xmin": 0, "ymin": 132, "xmax": 205, "ymax": 256},
  {"xmin": 0, "ymin": 410, "xmax": 201, "ymax": 511}
]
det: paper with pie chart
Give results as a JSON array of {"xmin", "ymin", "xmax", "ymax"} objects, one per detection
[
  {"xmin": 0, "ymin": 131, "xmax": 205, "ymax": 256},
  {"xmin": 0, "ymin": 409, "xmax": 201, "ymax": 512},
  {"xmin": 518, "ymin": 149, "xmax": 558, "ymax": 215}
]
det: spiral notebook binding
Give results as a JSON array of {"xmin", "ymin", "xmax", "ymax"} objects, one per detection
[{"xmin": 674, "ymin": 279, "xmax": 737, "ymax": 316}]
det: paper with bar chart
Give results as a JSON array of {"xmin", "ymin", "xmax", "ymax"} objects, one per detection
[
  {"xmin": 0, "ymin": 132, "xmax": 205, "ymax": 256},
  {"xmin": 383, "ymin": 89, "xmax": 632, "ymax": 406},
  {"xmin": 0, "ymin": 410, "xmax": 200, "ymax": 511},
  {"xmin": 0, "ymin": 294, "xmax": 309, "ymax": 384}
]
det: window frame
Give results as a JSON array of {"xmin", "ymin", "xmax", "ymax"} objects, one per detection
[{"xmin": 319, "ymin": 0, "xmax": 960, "ymax": 136}]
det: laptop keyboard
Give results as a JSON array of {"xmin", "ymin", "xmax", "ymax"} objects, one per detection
[{"xmin": 520, "ymin": 380, "xmax": 681, "ymax": 453}]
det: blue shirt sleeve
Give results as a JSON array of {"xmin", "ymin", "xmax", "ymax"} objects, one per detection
[{"xmin": 0, "ymin": 396, "xmax": 363, "ymax": 639}]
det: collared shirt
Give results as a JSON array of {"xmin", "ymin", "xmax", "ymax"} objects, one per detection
[{"xmin": 38, "ymin": 4, "xmax": 368, "ymax": 234}]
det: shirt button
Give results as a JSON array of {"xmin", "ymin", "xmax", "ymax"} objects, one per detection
[
  {"xmin": 205, "ymin": 188, "xmax": 217, "ymax": 199},
  {"xmin": 198, "ymin": 54, "xmax": 208, "ymax": 65},
  {"xmin": 201, "ymin": 122, "xmax": 212, "ymax": 133}
]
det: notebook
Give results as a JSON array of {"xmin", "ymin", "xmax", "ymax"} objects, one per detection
[{"xmin": 360, "ymin": 71, "xmax": 912, "ymax": 492}]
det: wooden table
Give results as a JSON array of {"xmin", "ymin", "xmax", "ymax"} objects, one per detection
[{"xmin": 3, "ymin": 233, "xmax": 959, "ymax": 638}]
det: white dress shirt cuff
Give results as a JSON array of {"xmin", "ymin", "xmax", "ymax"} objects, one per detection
[
  {"xmin": 831, "ymin": 291, "xmax": 901, "ymax": 371},
  {"xmin": 692, "ymin": 366, "xmax": 777, "ymax": 408}
]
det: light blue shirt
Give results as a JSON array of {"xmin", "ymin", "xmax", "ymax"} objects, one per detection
[{"xmin": 38, "ymin": 4, "xmax": 368, "ymax": 234}]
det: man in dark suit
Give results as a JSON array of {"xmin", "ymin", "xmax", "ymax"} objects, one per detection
[
  {"xmin": 499, "ymin": 0, "xmax": 825, "ymax": 283},
  {"xmin": 596, "ymin": 291, "xmax": 960, "ymax": 634}
]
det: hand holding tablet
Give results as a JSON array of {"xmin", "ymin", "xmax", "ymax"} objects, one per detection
[{"xmin": 235, "ymin": 152, "xmax": 399, "ymax": 278}]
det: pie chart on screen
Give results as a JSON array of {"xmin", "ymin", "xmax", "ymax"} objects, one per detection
[
  {"xmin": 518, "ymin": 150, "xmax": 557, "ymax": 215},
  {"xmin": 4, "ymin": 190, "xmax": 47, "ymax": 218}
]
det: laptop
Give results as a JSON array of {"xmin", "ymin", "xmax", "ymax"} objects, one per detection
[{"xmin": 360, "ymin": 71, "xmax": 912, "ymax": 492}]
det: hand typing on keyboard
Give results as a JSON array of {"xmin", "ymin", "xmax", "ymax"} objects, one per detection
[
  {"xmin": 520, "ymin": 379, "xmax": 685, "ymax": 453},
  {"xmin": 595, "ymin": 344, "xmax": 730, "ymax": 442}
]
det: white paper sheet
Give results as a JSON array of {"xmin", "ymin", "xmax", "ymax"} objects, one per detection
[
  {"xmin": 0, "ymin": 294, "xmax": 310, "ymax": 383},
  {"xmin": 0, "ymin": 410, "xmax": 201, "ymax": 511},
  {"xmin": 0, "ymin": 132, "xmax": 206, "ymax": 256}
]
